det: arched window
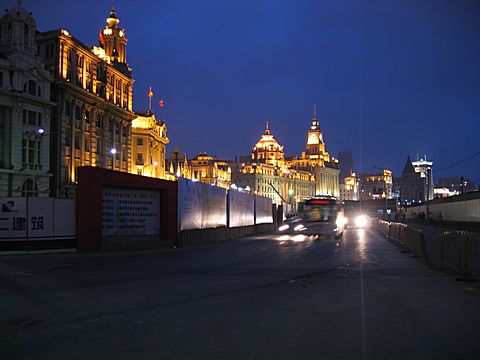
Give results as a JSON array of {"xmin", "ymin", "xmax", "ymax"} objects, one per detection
[
  {"xmin": 7, "ymin": 24, "xmax": 13, "ymax": 42},
  {"xmin": 24, "ymin": 24, "xmax": 29, "ymax": 44},
  {"xmin": 22, "ymin": 178, "xmax": 38, "ymax": 197}
]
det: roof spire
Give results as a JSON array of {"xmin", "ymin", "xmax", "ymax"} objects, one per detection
[
  {"xmin": 313, "ymin": 104, "xmax": 317, "ymax": 119},
  {"xmin": 265, "ymin": 121, "xmax": 271, "ymax": 135}
]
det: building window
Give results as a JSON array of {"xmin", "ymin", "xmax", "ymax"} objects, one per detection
[
  {"xmin": 22, "ymin": 137, "xmax": 40, "ymax": 170},
  {"xmin": 96, "ymin": 138, "xmax": 103, "ymax": 155},
  {"xmin": 74, "ymin": 132, "xmax": 80, "ymax": 149},
  {"xmin": 96, "ymin": 114, "xmax": 104, "ymax": 129},
  {"xmin": 75, "ymin": 105, "xmax": 81, "ymax": 120},
  {"xmin": 85, "ymin": 110, "xmax": 90, "ymax": 123},
  {"xmin": 0, "ymin": 72, "xmax": 3, "ymax": 88},
  {"xmin": 76, "ymin": 55, "xmax": 84, "ymax": 68},
  {"xmin": 67, "ymin": 49, "xmax": 72, "ymax": 62},
  {"xmin": 65, "ymin": 127, "xmax": 71, "ymax": 147},
  {"xmin": 65, "ymin": 101, "xmax": 71, "ymax": 116},
  {"xmin": 24, "ymin": 80, "xmax": 37, "ymax": 96},
  {"xmin": 84, "ymin": 135, "xmax": 90, "ymax": 152},
  {"xmin": 24, "ymin": 24, "xmax": 29, "ymax": 44},
  {"xmin": 7, "ymin": 24, "xmax": 13, "ymax": 42},
  {"xmin": 136, "ymin": 153, "xmax": 143, "ymax": 165},
  {"xmin": 137, "ymin": 137, "xmax": 143, "ymax": 146}
]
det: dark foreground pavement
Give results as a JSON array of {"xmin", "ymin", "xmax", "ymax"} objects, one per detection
[{"xmin": 1, "ymin": 229, "xmax": 479, "ymax": 360}]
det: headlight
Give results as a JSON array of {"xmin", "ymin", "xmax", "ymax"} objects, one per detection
[
  {"xmin": 294, "ymin": 224, "xmax": 306, "ymax": 231},
  {"xmin": 336, "ymin": 216, "xmax": 347, "ymax": 227},
  {"xmin": 279, "ymin": 224, "xmax": 290, "ymax": 231},
  {"xmin": 355, "ymin": 215, "xmax": 368, "ymax": 228}
]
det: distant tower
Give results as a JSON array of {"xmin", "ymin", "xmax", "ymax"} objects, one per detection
[
  {"xmin": 99, "ymin": 6, "xmax": 128, "ymax": 63},
  {"xmin": 306, "ymin": 105, "xmax": 325, "ymax": 158}
]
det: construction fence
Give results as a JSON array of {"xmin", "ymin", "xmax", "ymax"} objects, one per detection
[{"xmin": 375, "ymin": 220, "xmax": 480, "ymax": 276}]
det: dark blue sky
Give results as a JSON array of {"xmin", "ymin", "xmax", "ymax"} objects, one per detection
[{"xmin": 22, "ymin": 0, "xmax": 480, "ymax": 183}]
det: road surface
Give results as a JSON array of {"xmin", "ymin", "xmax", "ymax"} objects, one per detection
[{"xmin": 1, "ymin": 229, "xmax": 479, "ymax": 359}]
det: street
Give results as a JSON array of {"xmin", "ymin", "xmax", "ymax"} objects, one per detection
[{"xmin": 1, "ymin": 229, "xmax": 479, "ymax": 360}]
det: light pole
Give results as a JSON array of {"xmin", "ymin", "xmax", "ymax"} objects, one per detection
[{"xmin": 110, "ymin": 148, "xmax": 117, "ymax": 170}]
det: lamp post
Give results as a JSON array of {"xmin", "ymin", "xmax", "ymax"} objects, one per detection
[{"xmin": 110, "ymin": 148, "xmax": 117, "ymax": 170}]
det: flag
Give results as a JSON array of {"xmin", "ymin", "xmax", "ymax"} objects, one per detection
[
  {"xmin": 159, "ymin": 99, "xmax": 165, "ymax": 108},
  {"xmin": 148, "ymin": 86, "xmax": 154, "ymax": 98}
]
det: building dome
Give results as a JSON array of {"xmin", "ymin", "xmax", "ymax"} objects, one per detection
[
  {"xmin": 3, "ymin": 2, "xmax": 33, "ymax": 22},
  {"xmin": 252, "ymin": 122, "xmax": 285, "ymax": 168},
  {"xmin": 253, "ymin": 123, "xmax": 282, "ymax": 152},
  {"xmin": 106, "ymin": 7, "xmax": 120, "ymax": 27}
]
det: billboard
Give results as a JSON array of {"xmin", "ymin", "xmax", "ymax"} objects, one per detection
[
  {"xmin": 229, "ymin": 191, "xmax": 255, "ymax": 227},
  {"xmin": 102, "ymin": 187, "xmax": 161, "ymax": 237},
  {"xmin": 178, "ymin": 178, "xmax": 227, "ymax": 230}
]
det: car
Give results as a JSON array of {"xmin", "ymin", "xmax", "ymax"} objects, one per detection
[
  {"xmin": 277, "ymin": 216, "xmax": 307, "ymax": 234},
  {"xmin": 346, "ymin": 213, "xmax": 372, "ymax": 229}
]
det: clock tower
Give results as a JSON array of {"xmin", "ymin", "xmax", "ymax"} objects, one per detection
[{"xmin": 306, "ymin": 106, "xmax": 325, "ymax": 158}]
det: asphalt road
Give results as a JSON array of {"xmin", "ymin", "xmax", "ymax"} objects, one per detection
[{"xmin": 1, "ymin": 229, "xmax": 479, "ymax": 360}]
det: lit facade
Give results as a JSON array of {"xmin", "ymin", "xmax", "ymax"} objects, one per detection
[
  {"xmin": 359, "ymin": 169, "xmax": 393, "ymax": 200},
  {"xmin": 36, "ymin": 7, "xmax": 135, "ymax": 197},
  {"xmin": 412, "ymin": 157, "xmax": 434, "ymax": 201},
  {"xmin": 398, "ymin": 155, "xmax": 434, "ymax": 205},
  {"xmin": 233, "ymin": 124, "xmax": 316, "ymax": 205},
  {"xmin": 130, "ymin": 111, "xmax": 168, "ymax": 179},
  {"xmin": 190, "ymin": 153, "xmax": 232, "ymax": 189},
  {"xmin": 0, "ymin": 2, "xmax": 52, "ymax": 196},
  {"xmin": 288, "ymin": 112, "xmax": 340, "ymax": 197},
  {"xmin": 339, "ymin": 173, "xmax": 359, "ymax": 201}
]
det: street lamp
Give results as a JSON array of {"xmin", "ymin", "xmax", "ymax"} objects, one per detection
[{"xmin": 110, "ymin": 148, "xmax": 117, "ymax": 170}]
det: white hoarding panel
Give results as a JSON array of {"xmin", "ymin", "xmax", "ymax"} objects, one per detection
[
  {"xmin": 255, "ymin": 195, "xmax": 273, "ymax": 224},
  {"xmin": 204, "ymin": 184, "xmax": 228, "ymax": 228},
  {"xmin": 28, "ymin": 197, "xmax": 54, "ymax": 238},
  {"xmin": 102, "ymin": 188, "xmax": 160, "ymax": 237},
  {"xmin": 54, "ymin": 199, "xmax": 76, "ymax": 237},
  {"xmin": 0, "ymin": 197, "xmax": 27, "ymax": 239},
  {"xmin": 229, "ymin": 191, "xmax": 255, "ymax": 228},
  {"xmin": 178, "ymin": 178, "xmax": 227, "ymax": 230}
]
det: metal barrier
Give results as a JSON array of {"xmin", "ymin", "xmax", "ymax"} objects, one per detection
[{"xmin": 375, "ymin": 220, "xmax": 480, "ymax": 276}]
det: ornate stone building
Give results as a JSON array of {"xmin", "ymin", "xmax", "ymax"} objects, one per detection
[
  {"xmin": 233, "ymin": 124, "xmax": 316, "ymax": 205},
  {"xmin": 190, "ymin": 153, "xmax": 232, "ymax": 189},
  {"xmin": 36, "ymin": 7, "xmax": 135, "ymax": 197},
  {"xmin": 288, "ymin": 111, "xmax": 340, "ymax": 197},
  {"xmin": 0, "ymin": 2, "xmax": 53, "ymax": 196},
  {"xmin": 130, "ymin": 111, "xmax": 169, "ymax": 179}
]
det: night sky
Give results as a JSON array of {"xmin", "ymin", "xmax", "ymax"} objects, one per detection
[{"xmin": 19, "ymin": 0, "xmax": 480, "ymax": 183}]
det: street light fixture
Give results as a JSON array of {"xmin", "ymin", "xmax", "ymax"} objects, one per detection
[{"xmin": 110, "ymin": 148, "xmax": 117, "ymax": 170}]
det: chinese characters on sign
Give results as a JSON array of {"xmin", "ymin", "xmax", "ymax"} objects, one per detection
[{"xmin": 102, "ymin": 188, "xmax": 161, "ymax": 237}]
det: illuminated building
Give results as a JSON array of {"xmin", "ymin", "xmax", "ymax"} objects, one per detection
[
  {"xmin": 233, "ymin": 123, "xmax": 316, "ymax": 205},
  {"xmin": 130, "ymin": 111, "xmax": 168, "ymax": 179},
  {"xmin": 359, "ymin": 169, "xmax": 393, "ymax": 200},
  {"xmin": 190, "ymin": 153, "xmax": 232, "ymax": 189},
  {"xmin": 339, "ymin": 173, "xmax": 359, "ymax": 201},
  {"xmin": 36, "ymin": 6, "xmax": 135, "ymax": 197},
  {"xmin": 412, "ymin": 157, "xmax": 434, "ymax": 201},
  {"xmin": 288, "ymin": 110, "xmax": 340, "ymax": 197},
  {"xmin": 398, "ymin": 155, "xmax": 434, "ymax": 205},
  {"xmin": 0, "ymin": 2, "xmax": 52, "ymax": 196}
]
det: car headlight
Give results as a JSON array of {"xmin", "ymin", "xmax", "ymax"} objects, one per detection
[
  {"xmin": 294, "ymin": 224, "xmax": 306, "ymax": 232},
  {"xmin": 355, "ymin": 215, "xmax": 368, "ymax": 228},
  {"xmin": 336, "ymin": 216, "xmax": 347, "ymax": 227},
  {"xmin": 279, "ymin": 224, "xmax": 290, "ymax": 231}
]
